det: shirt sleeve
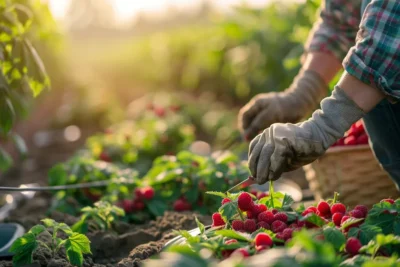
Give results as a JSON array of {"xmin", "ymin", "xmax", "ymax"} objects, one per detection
[
  {"xmin": 304, "ymin": 0, "xmax": 362, "ymax": 62},
  {"xmin": 343, "ymin": 0, "xmax": 400, "ymax": 102}
]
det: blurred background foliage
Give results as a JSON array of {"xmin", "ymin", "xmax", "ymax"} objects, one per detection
[{"xmin": 1, "ymin": 0, "xmax": 324, "ymax": 171}]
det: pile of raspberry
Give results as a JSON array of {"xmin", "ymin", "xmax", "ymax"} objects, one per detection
[{"xmin": 331, "ymin": 120, "xmax": 368, "ymax": 147}]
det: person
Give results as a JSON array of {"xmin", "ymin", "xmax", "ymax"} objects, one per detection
[{"xmin": 238, "ymin": 0, "xmax": 400, "ymax": 189}]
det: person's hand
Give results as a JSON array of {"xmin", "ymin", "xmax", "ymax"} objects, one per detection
[
  {"xmin": 238, "ymin": 70, "xmax": 327, "ymax": 140},
  {"xmin": 248, "ymin": 86, "xmax": 365, "ymax": 184}
]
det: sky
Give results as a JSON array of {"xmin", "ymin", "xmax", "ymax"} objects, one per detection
[{"xmin": 48, "ymin": 0, "xmax": 278, "ymax": 25}]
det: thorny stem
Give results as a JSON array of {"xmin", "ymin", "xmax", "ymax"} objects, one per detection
[{"xmin": 269, "ymin": 180, "xmax": 274, "ymax": 208}]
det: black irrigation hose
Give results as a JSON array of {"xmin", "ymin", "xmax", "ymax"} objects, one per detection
[{"xmin": 0, "ymin": 179, "xmax": 135, "ymax": 192}]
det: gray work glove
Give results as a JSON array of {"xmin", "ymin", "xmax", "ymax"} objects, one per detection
[
  {"xmin": 239, "ymin": 70, "xmax": 327, "ymax": 139},
  {"xmin": 248, "ymin": 86, "xmax": 365, "ymax": 184}
]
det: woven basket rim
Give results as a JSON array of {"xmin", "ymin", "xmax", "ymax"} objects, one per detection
[{"xmin": 326, "ymin": 144, "xmax": 371, "ymax": 154}]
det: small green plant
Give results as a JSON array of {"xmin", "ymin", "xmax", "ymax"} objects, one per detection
[
  {"xmin": 72, "ymin": 201, "xmax": 125, "ymax": 234},
  {"xmin": 9, "ymin": 219, "xmax": 91, "ymax": 267}
]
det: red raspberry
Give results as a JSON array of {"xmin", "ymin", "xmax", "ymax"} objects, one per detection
[
  {"xmin": 238, "ymin": 192, "xmax": 254, "ymax": 211},
  {"xmin": 271, "ymin": 209, "xmax": 279, "ymax": 214},
  {"xmin": 258, "ymin": 211, "xmax": 275, "ymax": 225},
  {"xmin": 356, "ymin": 134, "xmax": 368, "ymax": 145},
  {"xmin": 354, "ymin": 205, "xmax": 368, "ymax": 217},
  {"xmin": 345, "ymin": 237, "xmax": 362, "ymax": 255},
  {"xmin": 252, "ymin": 204, "xmax": 267, "ymax": 216},
  {"xmin": 99, "ymin": 151, "xmax": 112, "ymax": 162},
  {"xmin": 331, "ymin": 203, "xmax": 346, "ymax": 214},
  {"xmin": 344, "ymin": 135, "xmax": 357, "ymax": 145},
  {"xmin": 341, "ymin": 215, "xmax": 350, "ymax": 225},
  {"xmin": 351, "ymin": 121, "xmax": 365, "ymax": 136},
  {"xmin": 289, "ymin": 223, "xmax": 298, "ymax": 229},
  {"xmin": 275, "ymin": 233, "xmax": 285, "ymax": 241},
  {"xmin": 297, "ymin": 220, "xmax": 306, "ymax": 228},
  {"xmin": 257, "ymin": 221, "xmax": 270, "ymax": 230},
  {"xmin": 271, "ymin": 220, "xmax": 287, "ymax": 233},
  {"xmin": 231, "ymin": 248, "xmax": 250, "ymax": 258},
  {"xmin": 212, "ymin": 212, "xmax": 225, "ymax": 227},
  {"xmin": 221, "ymin": 198, "xmax": 231, "ymax": 205},
  {"xmin": 134, "ymin": 188, "xmax": 143, "ymax": 200},
  {"xmin": 225, "ymin": 239, "xmax": 237, "ymax": 245},
  {"xmin": 121, "ymin": 200, "xmax": 134, "ymax": 213},
  {"xmin": 274, "ymin": 212, "xmax": 288, "ymax": 223},
  {"xmin": 302, "ymin": 206, "xmax": 317, "ymax": 216},
  {"xmin": 173, "ymin": 199, "xmax": 189, "ymax": 211},
  {"xmin": 246, "ymin": 210, "xmax": 255, "ymax": 219},
  {"xmin": 282, "ymin": 228, "xmax": 293, "ymax": 240},
  {"xmin": 350, "ymin": 209, "xmax": 364, "ymax": 219},
  {"xmin": 132, "ymin": 200, "xmax": 145, "ymax": 211},
  {"xmin": 317, "ymin": 201, "xmax": 331, "ymax": 215},
  {"xmin": 244, "ymin": 219, "xmax": 257, "ymax": 233},
  {"xmin": 254, "ymin": 233, "xmax": 273, "ymax": 247},
  {"xmin": 141, "ymin": 186, "xmax": 155, "ymax": 200},
  {"xmin": 381, "ymin": 198, "xmax": 395, "ymax": 204},
  {"xmin": 257, "ymin": 192, "xmax": 268, "ymax": 199},
  {"xmin": 332, "ymin": 212, "xmax": 344, "ymax": 226},
  {"xmin": 250, "ymin": 190, "xmax": 258, "ymax": 196},
  {"xmin": 154, "ymin": 107, "xmax": 166, "ymax": 117},
  {"xmin": 232, "ymin": 220, "xmax": 244, "ymax": 231}
]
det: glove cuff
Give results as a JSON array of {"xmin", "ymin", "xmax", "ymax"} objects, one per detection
[{"xmin": 305, "ymin": 85, "xmax": 365, "ymax": 149}]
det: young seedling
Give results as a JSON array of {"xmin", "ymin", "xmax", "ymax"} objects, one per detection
[
  {"xmin": 9, "ymin": 219, "xmax": 91, "ymax": 267},
  {"xmin": 72, "ymin": 201, "xmax": 125, "ymax": 233}
]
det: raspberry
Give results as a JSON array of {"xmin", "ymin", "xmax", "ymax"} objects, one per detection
[
  {"xmin": 99, "ymin": 151, "xmax": 112, "ymax": 162},
  {"xmin": 212, "ymin": 212, "xmax": 225, "ymax": 227},
  {"xmin": 141, "ymin": 186, "xmax": 155, "ymax": 200},
  {"xmin": 246, "ymin": 210, "xmax": 255, "ymax": 219},
  {"xmin": 354, "ymin": 205, "xmax": 368, "ymax": 217},
  {"xmin": 341, "ymin": 215, "xmax": 350, "ymax": 225},
  {"xmin": 302, "ymin": 206, "xmax": 317, "ymax": 216},
  {"xmin": 356, "ymin": 134, "xmax": 368, "ymax": 145},
  {"xmin": 238, "ymin": 192, "xmax": 255, "ymax": 211},
  {"xmin": 225, "ymin": 239, "xmax": 237, "ymax": 245},
  {"xmin": 231, "ymin": 248, "xmax": 250, "ymax": 258},
  {"xmin": 317, "ymin": 201, "xmax": 331, "ymax": 215},
  {"xmin": 344, "ymin": 135, "xmax": 357, "ymax": 145},
  {"xmin": 173, "ymin": 199, "xmax": 190, "ymax": 211},
  {"xmin": 289, "ymin": 223, "xmax": 298, "ymax": 229},
  {"xmin": 275, "ymin": 233, "xmax": 285, "ymax": 241},
  {"xmin": 332, "ymin": 212, "xmax": 344, "ymax": 226},
  {"xmin": 257, "ymin": 221, "xmax": 270, "ymax": 230},
  {"xmin": 350, "ymin": 209, "xmax": 364, "ymax": 219},
  {"xmin": 154, "ymin": 107, "xmax": 166, "ymax": 117},
  {"xmin": 297, "ymin": 220, "xmax": 306, "ymax": 228},
  {"xmin": 254, "ymin": 233, "xmax": 273, "ymax": 247},
  {"xmin": 221, "ymin": 198, "xmax": 231, "ymax": 205},
  {"xmin": 252, "ymin": 204, "xmax": 267, "ymax": 216},
  {"xmin": 274, "ymin": 212, "xmax": 288, "ymax": 223},
  {"xmin": 258, "ymin": 211, "xmax": 275, "ymax": 224},
  {"xmin": 232, "ymin": 220, "xmax": 244, "ymax": 231},
  {"xmin": 121, "ymin": 200, "xmax": 134, "ymax": 213},
  {"xmin": 282, "ymin": 228, "xmax": 293, "ymax": 240},
  {"xmin": 134, "ymin": 188, "xmax": 143, "ymax": 200},
  {"xmin": 345, "ymin": 237, "xmax": 362, "ymax": 255},
  {"xmin": 257, "ymin": 192, "xmax": 268, "ymax": 199},
  {"xmin": 381, "ymin": 198, "xmax": 395, "ymax": 204},
  {"xmin": 331, "ymin": 203, "xmax": 346, "ymax": 214},
  {"xmin": 244, "ymin": 219, "xmax": 257, "ymax": 233},
  {"xmin": 271, "ymin": 220, "xmax": 287, "ymax": 233},
  {"xmin": 132, "ymin": 200, "xmax": 145, "ymax": 211},
  {"xmin": 271, "ymin": 209, "xmax": 279, "ymax": 214}
]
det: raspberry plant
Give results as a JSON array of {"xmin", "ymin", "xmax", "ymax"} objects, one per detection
[
  {"xmin": 72, "ymin": 201, "xmax": 125, "ymax": 234},
  {"xmin": 10, "ymin": 219, "xmax": 91, "ymax": 267}
]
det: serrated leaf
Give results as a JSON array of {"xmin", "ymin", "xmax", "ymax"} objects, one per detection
[
  {"xmin": 218, "ymin": 201, "xmax": 238, "ymax": 221},
  {"xmin": 9, "ymin": 233, "xmax": 37, "ymax": 267},
  {"xmin": 28, "ymin": 225, "xmax": 46, "ymax": 236},
  {"xmin": 41, "ymin": 218, "xmax": 57, "ymax": 228},
  {"xmin": 195, "ymin": 217, "xmax": 205, "ymax": 234},
  {"xmin": 71, "ymin": 219, "xmax": 89, "ymax": 234},
  {"xmin": 66, "ymin": 245, "xmax": 83, "ymax": 267},
  {"xmin": 147, "ymin": 199, "xmax": 168, "ymax": 217},
  {"xmin": 206, "ymin": 191, "xmax": 227, "ymax": 199},
  {"xmin": 323, "ymin": 227, "xmax": 346, "ymax": 251},
  {"xmin": 340, "ymin": 218, "xmax": 364, "ymax": 231},
  {"xmin": 66, "ymin": 233, "xmax": 91, "ymax": 254},
  {"xmin": 48, "ymin": 164, "xmax": 67, "ymax": 186},
  {"xmin": 58, "ymin": 223, "xmax": 73, "ymax": 236},
  {"xmin": 300, "ymin": 213, "xmax": 326, "ymax": 227},
  {"xmin": 214, "ymin": 230, "xmax": 252, "ymax": 242},
  {"xmin": 282, "ymin": 194, "xmax": 294, "ymax": 209},
  {"xmin": 348, "ymin": 224, "xmax": 382, "ymax": 245}
]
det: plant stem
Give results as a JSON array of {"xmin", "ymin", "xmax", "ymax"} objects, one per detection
[
  {"xmin": 237, "ymin": 208, "xmax": 245, "ymax": 221},
  {"xmin": 269, "ymin": 180, "xmax": 274, "ymax": 208},
  {"xmin": 333, "ymin": 192, "xmax": 339, "ymax": 203}
]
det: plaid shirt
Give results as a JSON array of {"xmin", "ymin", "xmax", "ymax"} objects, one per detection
[{"xmin": 305, "ymin": 0, "xmax": 400, "ymax": 101}]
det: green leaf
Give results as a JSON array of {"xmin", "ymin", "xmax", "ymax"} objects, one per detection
[
  {"xmin": 206, "ymin": 191, "xmax": 227, "ymax": 199},
  {"xmin": 58, "ymin": 223, "xmax": 73, "ymax": 236},
  {"xmin": 218, "ymin": 201, "xmax": 238, "ymax": 222},
  {"xmin": 301, "ymin": 213, "xmax": 326, "ymax": 227},
  {"xmin": 48, "ymin": 164, "xmax": 67, "ymax": 186},
  {"xmin": 340, "ymin": 218, "xmax": 365, "ymax": 231},
  {"xmin": 0, "ymin": 97, "xmax": 15, "ymax": 134},
  {"xmin": 66, "ymin": 245, "xmax": 83, "ymax": 267},
  {"xmin": 348, "ymin": 224, "xmax": 382, "ymax": 245},
  {"xmin": 9, "ymin": 233, "xmax": 37, "ymax": 267},
  {"xmin": 282, "ymin": 194, "xmax": 294, "ymax": 209},
  {"xmin": 195, "ymin": 217, "xmax": 205, "ymax": 234},
  {"xmin": 41, "ymin": 218, "xmax": 57, "ymax": 228},
  {"xmin": 12, "ymin": 134, "xmax": 27, "ymax": 158},
  {"xmin": 28, "ymin": 225, "xmax": 46, "ymax": 236},
  {"xmin": 71, "ymin": 219, "xmax": 89, "ymax": 234},
  {"xmin": 214, "ymin": 230, "xmax": 252, "ymax": 242},
  {"xmin": 0, "ymin": 148, "xmax": 13, "ymax": 172},
  {"xmin": 66, "ymin": 232, "xmax": 91, "ymax": 254},
  {"xmin": 323, "ymin": 227, "xmax": 346, "ymax": 251},
  {"xmin": 147, "ymin": 199, "xmax": 168, "ymax": 217}
]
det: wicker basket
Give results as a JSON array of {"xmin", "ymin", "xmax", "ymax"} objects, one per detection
[{"xmin": 304, "ymin": 144, "xmax": 399, "ymax": 208}]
